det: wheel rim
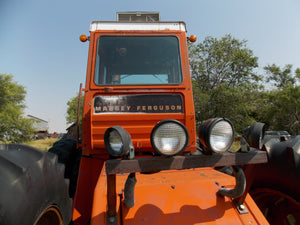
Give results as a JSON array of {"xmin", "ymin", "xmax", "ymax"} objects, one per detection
[
  {"xmin": 34, "ymin": 206, "xmax": 63, "ymax": 225},
  {"xmin": 251, "ymin": 188, "xmax": 300, "ymax": 225}
]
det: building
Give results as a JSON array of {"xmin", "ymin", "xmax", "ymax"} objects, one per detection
[{"xmin": 27, "ymin": 115, "xmax": 49, "ymax": 139}]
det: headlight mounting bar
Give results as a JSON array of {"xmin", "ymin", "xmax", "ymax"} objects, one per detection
[
  {"xmin": 105, "ymin": 150, "xmax": 268, "ymax": 223},
  {"xmin": 105, "ymin": 150, "xmax": 267, "ymax": 175}
]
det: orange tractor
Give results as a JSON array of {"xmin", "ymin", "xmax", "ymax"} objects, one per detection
[{"xmin": 1, "ymin": 12, "xmax": 299, "ymax": 225}]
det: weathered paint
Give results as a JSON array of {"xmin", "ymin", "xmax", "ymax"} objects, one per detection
[{"xmin": 90, "ymin": 167, "xmax": 269, "ymax": 225}]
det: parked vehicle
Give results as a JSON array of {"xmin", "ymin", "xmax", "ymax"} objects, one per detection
[{"xmin": 1, "ymin": 12, "xmax": 298, "ymax": 225}]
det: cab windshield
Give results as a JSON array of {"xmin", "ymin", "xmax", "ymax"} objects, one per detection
[{"xmin": 94, "ymin": 36, "xmax": 183, "ymax": 85}]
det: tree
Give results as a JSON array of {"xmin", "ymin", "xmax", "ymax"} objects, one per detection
[
  {"xmin": 189, "ymin": 35, "xmax": 261, "ymax": 132},
  {"xmin": 260, "ymin": 87, "xmax": 300, "ymax": 135},
  {"xmin": 296, "ymin": 68, "xmax": 300, "ymax": 80},
  {"xmin": 189, "ymin": 35, "xmax": 259, "ymax": 93},
  {"xmin": 264, "ymin": 64, "xmax": 299, "ymax": 89},
  {"xmin": 0, "ymin": 74, "xmax": 33, "ymax": 143},
  {"xmin": 261, "ymin": 64, "xmax": 300, "ymax": 134},
  {"xmin": 66, "ymin": 94, "xmax": 84, "ymax": 125}
]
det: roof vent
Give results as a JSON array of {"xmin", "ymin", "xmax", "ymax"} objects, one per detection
[{"xmin": 117, "ymin": 12, "xmax": 160, "ymax": 22}]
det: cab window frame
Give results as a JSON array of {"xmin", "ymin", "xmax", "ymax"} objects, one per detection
[{"xmin": 93, "ymin": 35, "xmax": 184, "ymax": 86}]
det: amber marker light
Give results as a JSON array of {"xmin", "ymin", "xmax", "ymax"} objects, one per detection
[
  {"xmin": 79, "ymin": 34, "xmax": 89, "ymax": 42},
  {"xmin": 188, "ymin": 35, "xmax": 197, "ymax": 42}
]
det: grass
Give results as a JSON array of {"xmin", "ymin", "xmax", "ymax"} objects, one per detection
[{"xmin": 23, "ymin": 138, "xmax": 59, "ymax": 151}]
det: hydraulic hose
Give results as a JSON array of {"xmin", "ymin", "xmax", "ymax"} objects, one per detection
[
  {"xmin": 123, "ymin": 173, "xmax": 137, "ymax": 208},
  {"xmin": 217, "ymin": 166, "xmax": 246, "ymax": 199}
]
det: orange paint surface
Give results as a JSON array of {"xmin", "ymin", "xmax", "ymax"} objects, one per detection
[{"xmin": 90, "ymin": 167, "xmax": 269, "ymax": 225}]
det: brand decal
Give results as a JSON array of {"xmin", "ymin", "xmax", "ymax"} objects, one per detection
[{"xmin": 94, "ymin": 94, "xmax": 183, "ymax": 114}]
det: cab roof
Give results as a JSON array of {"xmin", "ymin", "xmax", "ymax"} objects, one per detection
[{"xmin": 90, "ymin": 21, "xmax": 187, "ymax": 32}]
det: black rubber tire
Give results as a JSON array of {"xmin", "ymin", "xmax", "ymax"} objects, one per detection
[
  {"xmin": 249, "ymin": 135, "xmax": 300, "ymax": 224},
  {"xmin": 250, "ymin": 135, "xmax": 300, "ymax": 201},
  {"xmin": 48, "ymin": 138, "xmax": 81, "ymax": 198},
  {"xmin": 0, "ymin": 144, "xmax": 72, "ymax": 225}
]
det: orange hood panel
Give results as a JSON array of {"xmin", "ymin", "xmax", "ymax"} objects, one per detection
[{"xmin": 91, "ymin": 168, "xmax": 268, "ymax": 225}]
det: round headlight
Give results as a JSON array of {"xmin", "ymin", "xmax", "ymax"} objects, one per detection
[
  {"xmin": 198, "ymin": 118, "xmax": 234, "ymax": 153},
  {"xmin": 151, "ymin": 120, "xmax": 189, "ymax": 156},
  {"xmin": 243, "ymin": 122, "xmax": 266, "ymax": 149},
  {"xmin": 108, "ymin": 130, "xmax": 123, "ymax": 154},
  {"xmin": 104, "ymin": 126, "xmax": 132, "ymax": 157}
]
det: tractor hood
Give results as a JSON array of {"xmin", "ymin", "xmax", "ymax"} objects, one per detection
[{"xmin": 90, "ymin": 167, "xmax": 269, "ymax": 225}]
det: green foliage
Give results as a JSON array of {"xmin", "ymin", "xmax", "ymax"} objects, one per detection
[
  {"xmin": 264, "ymin": 64, "xmax": 298, "ymax": 89},
  {"xmin": 261, "ymin": 64, "xmax": 300, "ymax": 134},
  {"xmin": 189, "ymin": 35, "xmax": 259, "ymax": 93},
  {"xmin": 0, "ymin": 74, "xmax": 33, "ymax": 143},
  {"xmin": 259, "ymin": 86, "xmax": 300, "ymax": 135},
  {"xmin": 189, "ymin": 35, "xmax": 261, "ymax": 133},
  {"xmin": 189, "ymin": 34, "xmax": 300, "ymax": 134},
  {"xmin": 193, "ymin": 82, "xmax": 261, "ymax": 132},
  {"xmin": 0, "ymin": 74, "xmax": 26, "ymax": 110},
  {"xmin": 296, "ymin": 68, "xmax": 300, "ymax": 80},
  {"xmin": 66, "ymin": 93, "xmax": 84, "ymax": 125}
]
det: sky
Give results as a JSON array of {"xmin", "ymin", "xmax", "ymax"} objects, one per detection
[{"xmin": 1, "ymin": 0, "xmax": 300, "ymax": 133}]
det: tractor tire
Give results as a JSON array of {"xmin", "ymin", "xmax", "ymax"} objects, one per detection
[
  {"xmin": 249, "ymin": 135, "xmax": 300, "ymax": 225},
  {"xmin": 48, "ymin": 138, "xmax": 82, "ymax": 198},
  {"xmin": 0, "ymin": 144, "xmax": 72, "ymax": 225}
]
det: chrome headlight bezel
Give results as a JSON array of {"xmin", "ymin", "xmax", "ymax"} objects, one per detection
[{"xmin": 150, "ymin": 119, "xmax": 189, "ymax": 156}]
